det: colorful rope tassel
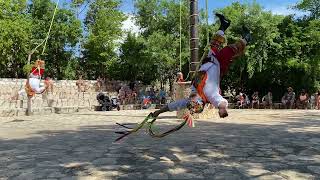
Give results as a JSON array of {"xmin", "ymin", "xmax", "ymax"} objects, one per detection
[{"xmin": 183, "ymin": 113, "xmax": 195, "ymax": 128}]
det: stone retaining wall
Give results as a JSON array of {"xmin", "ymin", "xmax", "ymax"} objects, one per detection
[{"xmin": 0, "ymin": 78, "xmax": 121, "ymax": 116}]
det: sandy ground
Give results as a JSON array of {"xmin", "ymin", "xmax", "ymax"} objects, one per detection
[{"xmin": 0, "ymin": 109, "xmax": 320, "ymax": 179}]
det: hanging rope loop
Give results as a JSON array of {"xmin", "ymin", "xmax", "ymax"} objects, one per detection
[{"xmin": 41, "ymin": 0, "xmax": 60, "ymax": 55}]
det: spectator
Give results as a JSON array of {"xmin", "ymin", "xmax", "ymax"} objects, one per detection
[
  {"xmin": 236, "ymin": 92, "xmax": 245, "ymax": 108},
  {"xmin": 125, "ymin": 87, "xmax": 133, "ymax": 104},
  {"xmin": 142, "ymin": 96, "xmax": 152, "ymax": 109},
  {"xmin": 262, "ymin": 91, "xmax": 273, "ymax": 109},
  {"xmin": 244, "ymin": 93, "xmax": 250, "ymax": 108},
  {"xmin": 159, "ymin": 88, "xmax": 166, "ymax": 104},
  {"xmin": 96, "ymin": 76, "xmax": 103, "ymax": 92},
  {"xmin": 317, "ymin": 91, "xmax": 320, "ymax": 110},
  {"xmin": 310, "ymin": 93, "xmax": 316, "ymax": 109},
  {"xmin": 282, "ymin": 87, "xmax": 295, "ymax": 109},
  {"xmin": 44, "ymin": 77, "xmax": 54, "ymax": 93},
  {"xmin": 132, "ymin": 90, "xmax": 137, "ymax": 103},
  {"xmin": 251, "ymin": 91, "xmax": 260, "ymax": 109},
  {"xmin": 149, "ymin": 87, "xmax": 156, "ymax": 102},
  {"xmin": 176, "ymin": 72, "xmax": 184, "ymax": 83},
  {"xmin": 296, "ymin": 89, "xmax": 309, "ymax": 109},
  {"xmin": 118, "ymin": 86, "xmax": 126, "ymax": 105}
]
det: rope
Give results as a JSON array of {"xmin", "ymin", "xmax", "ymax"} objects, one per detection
[
  {"xmin": 205, "ymin": 0, "xmax": 209, "ymax": 46},
  {"xmin": 147, "ymin": 116, "xmax": 187, "ymax": 138},
  {"xmin": 114, "ymin": 113, "xmax": 153, "ymax": 142},
  {"xmin": 41, "ymin": 0, "xmax": 60, "ymax": 55},
  {"xmin": 114, "ymin": 113, "xmax": 190, "ymax": 141},
  {"xmin": 179, "ymin": 0, "xmax": 182, "ymax": 72}
]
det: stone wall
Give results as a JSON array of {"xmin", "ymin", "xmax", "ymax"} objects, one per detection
[{"xmin": 0, "ymin": 78, "xmax": 122, "ymax": 116}]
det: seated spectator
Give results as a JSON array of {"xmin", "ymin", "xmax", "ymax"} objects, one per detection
[
  {"xmin": 132, "ymin": 90, "xmax": 137, "ymax": 103},
  {"xmin": 282, "ymin": 87, "xmax": 295, "ymax": 109},
  {"xmin": 296, "ymin": 89, "xmax": 309, "ymax": 109},
  {"xmin": 236, "ymin": 92, "xmax": 245, "ymax": 108},
  {"xmin": 118, "ymin": 86, "xmax": 126, "ymax": 105},
  {"xmin": 125, "ymin": 87, "xmax": 133, "ymax": 104},
  {"xmin": 142, "ymin": 96, "xmax": 152, "ymax": 109},
  {"xmin": 149, "ymin": 87, "xmax": 156, "ymax": 102},
  {"xmin": 262, "ymin": 91, "xmax": 273, "ymax": 109},
  {"xmin": 310, "ymin": 93, "xmax": 316, "ymax": 109},
  {"xmin": 251, "ymin": 91, "xmax": 260, "ymax": 109},
  {"xmin": 159, "ymin": 88, "xmax": 166, "ymax": 104},
  {"xmin": 176, "ymin": 72, "xmax": 184, "ymax": 83},
  {"xmin": 317, "ymin": 91, "xmax": 320, "ymax": 110},
  {"xmin": 245, "ymin": 93, "xmax": 250, "ymax": 108}
]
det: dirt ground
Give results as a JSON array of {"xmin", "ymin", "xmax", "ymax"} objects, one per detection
[{"xmin": 0, "ymin": 109, "xmax": 320, "ymax": 179}]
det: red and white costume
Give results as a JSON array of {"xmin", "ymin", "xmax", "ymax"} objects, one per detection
[
  {"xmin": 168, "ymin": 31, "xmax": 246, "ymax": 111},
  {"xmin": 19, "ymin": 60, "xmax": 46, "ymax": 96},
  {"xmin": 28, "ymin": 66, "xmax": 46, "ymax": 94}
]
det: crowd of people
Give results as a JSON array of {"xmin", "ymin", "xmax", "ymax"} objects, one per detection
[
  {"xmin": 75, "ymin": 75, "xmax": 320, "ymax": 110},
  {"xmin": 235, "ymin": 87, "xmax": 320, "ymax": 109}
]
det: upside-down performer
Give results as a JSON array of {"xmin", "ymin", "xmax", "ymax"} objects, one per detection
[
  {"xmin": 18, "ymin": 59, "xmax": 51, "ymax": 97},
  {"xmin": 114, "ymin": 13, "xmax": 252, "ymax": 142},
  {"xmin": 152, "ymin": 13, "xmax": 252, "ymax": 119}
]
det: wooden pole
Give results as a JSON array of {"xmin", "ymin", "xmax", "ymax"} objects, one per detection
[
  {"xmin": 189, "ymin": 0, "xmax": 199, "ymax": 78},
  {"xmin": 26, "ymin": 52, "xmax": 33, "ymax": 116},
  {"xmin": 27, "ymin": 96, "xmax": 32, "ymax": 116}
]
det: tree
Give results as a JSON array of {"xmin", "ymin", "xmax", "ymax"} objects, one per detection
[
  {"xmin": 0, "ymin": 0, "xmax": 32, "ymax": 77},
  {"xmin": 214, "ymin": 1, "xmax": 320, "ymax": 99},
  {"xmin": 82, "ymin": 0, "xmax": 125, "ymax": 79},
  {"xmin": 109, "ymin": 32, "xmax": 157, "ymax": 83},
  {"xmin": 29, "ymin": 0, "xmax": 82, "ymax": 79},
  {"xmin": 295, "ymin": 0, "xmax": 320, "ymax": 19},
  {"xmin": 212, "ymin": 2, "xmax": 283, "ymax": 95},
  {"xmin": 134, "ymin": 0, "xmax": 190, "ymax": 86}
]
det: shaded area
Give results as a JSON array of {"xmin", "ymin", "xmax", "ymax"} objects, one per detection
[
  {"xmin": 75, "ymin": 113, "xmax": 177, "ymax": 120},
  {"xmin": 0, "ymin": 111, "xmax": 320, "ymax": 179}
]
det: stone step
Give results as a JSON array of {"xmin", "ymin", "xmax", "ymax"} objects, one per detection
[
  {"xmin": 120, "ymin": 104, "xmax": 142, "ymax": 110},
  {"xmin": 54, "ymin": 106, "xmax": 92, "ymax": 114}
]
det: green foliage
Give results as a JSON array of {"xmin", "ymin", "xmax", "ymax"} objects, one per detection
[
  {"xmin": 129, "ymin": 0, "xmax": 189, "ymax": 85},
  {"xmin": 295, "ymin": 0, "xmax": 320, "ymax": 19},
  {"xmin": 0, "ymin": 0, "xmax": 32, "ymax": 77},
  {"xmin": 0, "ymin": 0, "xmax": 319, "ymax": 98},
  {"xmin": 23, "ymin": 64, "xmax": 32, "ymax": 75},
  {"xmin": 82, "ymin": 0, "xmax": 125, "ymax": 79},
  {"xmin": 63, "ymin": 59, "xmax": 79, "ymax": 80},
  {"xmin": 216, "ymin": 2, "xmax": 320, "ymax": 98},
  {"xmin": 30, "ymin": 0, "xmax": 82, "ymax": 79},
  {"xmin": 0, "ymin": 0, "xmax": 81, "ymax": 79}
]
